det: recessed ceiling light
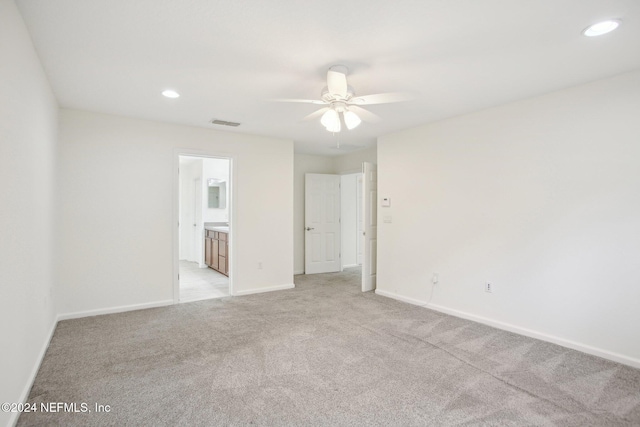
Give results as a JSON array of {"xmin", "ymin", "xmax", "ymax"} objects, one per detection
[
  {"xmin": 582, "ymin": 19, "xmax": 621, "ymax": 37},
  {"xmin": 162, "ymin": 89, "xmax": 180, "ymax": 98}
]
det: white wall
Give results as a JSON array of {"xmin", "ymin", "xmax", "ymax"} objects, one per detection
[
  {"xmin": 0, "ymin": 1, "xmax": 59, "ymax": 425},
  {"xmin": 57, "ymin": 109, "xmax": 294, "ymax": 315},
  {"xmin": 202, "ymin": 157, "xmax": 230, "ymax": 223},
  {"xmin": 333, "ymin": 146, "xmax": 376, "ymax": 174},
  {"xmin": 377, "ymin": 70, "xmax": 640, "ymax": 367},
  {"xmin": 178, "ymin": 158, "xmax": 202, "ymax": 262},
  {"xmin": 340, "ymin": 174, "xmax": 360, "ymax": 268}
]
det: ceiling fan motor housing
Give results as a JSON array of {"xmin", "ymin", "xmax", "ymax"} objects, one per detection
[
  {"xmin": 276, "ymin": 63, "xmax": 405, "ymax": 131},
  {"xmin": 329, "ymin": 64, "xmax": 349, "ymax": 75},
  {"xmin": 321, "ymin": 86, "xmax": 355, "ymax": 102}
]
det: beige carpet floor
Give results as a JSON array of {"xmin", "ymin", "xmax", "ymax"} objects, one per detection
[{"xmin": 18, "ymin": 268, "xmax": 640, "ymax": 426}]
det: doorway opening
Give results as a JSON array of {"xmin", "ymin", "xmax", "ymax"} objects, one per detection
[
  {"xmin": 340, "ymin": 172, "xmax": 364, "ymax": 270},
  {"xmin": 177, "ymin": 154, "xmax": 231, "ymax": 302},
  {"xmin": 303, "ymin": 162, "xmax": 376, "ymax": 292}
]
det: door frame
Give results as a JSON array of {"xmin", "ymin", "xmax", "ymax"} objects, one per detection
[
  {"xmin": 362, "ymin": 161, "xmax": 377, "ymax": 292},
  {"xmin": 193, "ymin": 177, "xmax": 203, "ymax": 267},
  {"xmin": 173, "ymin": 148, "xmax": 235, "ymax": 303},
  {"xmin": 356, "ymin": 173, "xmax": 364, "ymax": 266}
]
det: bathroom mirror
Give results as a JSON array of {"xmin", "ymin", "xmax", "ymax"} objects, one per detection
[{"xmin": 207, "ymin": 179, "xmax": 227, "ymax": 209}]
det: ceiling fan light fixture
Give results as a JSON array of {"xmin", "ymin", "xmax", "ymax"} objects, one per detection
[
  {"xmin": 582, "ymin": 19, "xmax": 621, "ymax": 37},
  {"xmin": 325, "ymin": 120, "xmax": 341, "ymax": 133},
  {"xmin": 321, "ymin": 109, "xmax": 341, "ymax": 132},
  {"xmin": 344, "ymin": 110, "xmax": 362, "ymax": 130},
  {"xmin": 279, "ymin": 64, "xmax": 409, "ymax": 133}
]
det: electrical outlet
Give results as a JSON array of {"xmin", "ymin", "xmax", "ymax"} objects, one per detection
[{"xmin": 485, "ymin": 282, "xmax": 492, "ymax": 293}]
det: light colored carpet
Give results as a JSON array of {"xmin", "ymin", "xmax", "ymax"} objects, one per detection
[{"xmin": 18, "ymin": 268, "xmax": 640, "ymax": 426}]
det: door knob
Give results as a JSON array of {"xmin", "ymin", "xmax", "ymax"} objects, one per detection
[{"xmin": 305, "ymin": 227, "xmax": 315, "ymax": 231}]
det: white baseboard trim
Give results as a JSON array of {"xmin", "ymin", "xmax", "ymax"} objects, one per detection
[
  {"xmin": 375, "ymin": 289, "xmax": 640, "ymax": 370},
  {"xmin": 58, "ymin": 299, "xmax": 174, "ymax": 321},
  {"xmin": 10, "ymin": 314, "xmax": 58, "ymax": 427},
  {"xmin": 375, "ymin": 289, "xmax": 427, "ymax": 306},
  {"xmin": 342, "ymin": 264, "xmax": 359, "ymax": 269},
  {"xmin": 293, "ymin": 270, "xmax": 304, "ymax": 275},
  {"xmin": 234, "ymin": 283, "xmax": 295, "ymax": 296}
]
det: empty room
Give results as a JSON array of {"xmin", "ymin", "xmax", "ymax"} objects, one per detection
[{"xmin": 2, "ymin": 0, "xmax": 640, "ymax": 426}]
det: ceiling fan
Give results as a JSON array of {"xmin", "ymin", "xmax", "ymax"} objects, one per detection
[{"xmin": 276, "ymin": 65, "xmax": 411, "ymax": 133}]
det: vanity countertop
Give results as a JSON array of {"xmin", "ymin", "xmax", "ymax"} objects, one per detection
[{"xmin": 205, "ymin": 225, "xmax": 229, "ymax": 233}]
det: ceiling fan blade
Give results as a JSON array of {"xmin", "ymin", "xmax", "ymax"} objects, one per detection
[
  {"xmin": 271, "ymin": 98, "xmax": 327, "ymax": 105},
  {"xmin": 327, "ymin": 66, "xmax": 348, "ymax": 99},
  {"xmin": 302, "ymin": 107, "xmax": 330, "ymax": 121},
  {"xmin": 350, "ymin": 92, "xmax": 413, "ymax": 105},
  {"xmin": 349, "ymin": 105, "xmax": 381, "ymax": 123}
]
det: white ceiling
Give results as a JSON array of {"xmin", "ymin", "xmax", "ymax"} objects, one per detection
[{"xmin": 16, "ymin": 0, "xmax": 640, "ymax": 156}]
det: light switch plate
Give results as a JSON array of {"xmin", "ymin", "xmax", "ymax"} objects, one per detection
[{"xmin": 382, "ymin": 197, "xmax": 391, "ymax": 207}]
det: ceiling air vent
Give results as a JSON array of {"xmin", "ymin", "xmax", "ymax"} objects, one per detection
[{"xmin": 211, "ymin": 119, "xmax": 240, "ymax": 127}]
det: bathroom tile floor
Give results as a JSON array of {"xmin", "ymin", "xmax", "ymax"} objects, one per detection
[{"xmin": 179, "ymin": 260, "xmax": 229, "ymax": 302}]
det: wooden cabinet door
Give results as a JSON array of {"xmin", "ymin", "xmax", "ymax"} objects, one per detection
[
  {"xmin": 218, "ymin": 239, "xmax": 226, "ymax": 257},
  {"xmin": 224, "ymin": 244, "xmax": 229, "ymax": 275},
  {"xmin": 212, "ymin": 236, "xmax": 219, "ymax": 269},
  {"xmin": 205, "ymin": 231, "xmax": 228, "ymax": 275},
  {"xmin": 204, "ymin": 237, "xmax": 212, "ymax": 267},
  {"xmin": 218, "ymin": 255, "xmax": 227, "ymax": 275}
]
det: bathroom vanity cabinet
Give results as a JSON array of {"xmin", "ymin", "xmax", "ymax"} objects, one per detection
[{"xmin": 205, "ymin": 229, "xmax": 228, "ymax": 276}]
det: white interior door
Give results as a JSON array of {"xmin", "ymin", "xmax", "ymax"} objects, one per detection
[
  {"xmin": 305, "ymin": 173, "xmax": 341, "ymax": 274},
  {"xmin": 362, "ymin": 162, "xmax": 377, "ymax": 292}
]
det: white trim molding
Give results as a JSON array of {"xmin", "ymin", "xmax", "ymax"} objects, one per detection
[
  {"xmin": 58, "ymin": 300, "xmax": 174, "ymax": 321},
  {"xmin": 375, "ymin": 289, "xmax": 640, "ymax": 370},
  {"xmin": 342, "ymin": 264, "xmax": 360, "ymax": 269},
  {"xmin": 233, "ymin": 283, "xmax": 295, "ymax": 297},
  {"xmin": 375, "ymin": 289, "xmax": 427, "ymax": 307},
  {"xmin": 10, "ymin": 315, "xmax": 58, "ymax": 427}
]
